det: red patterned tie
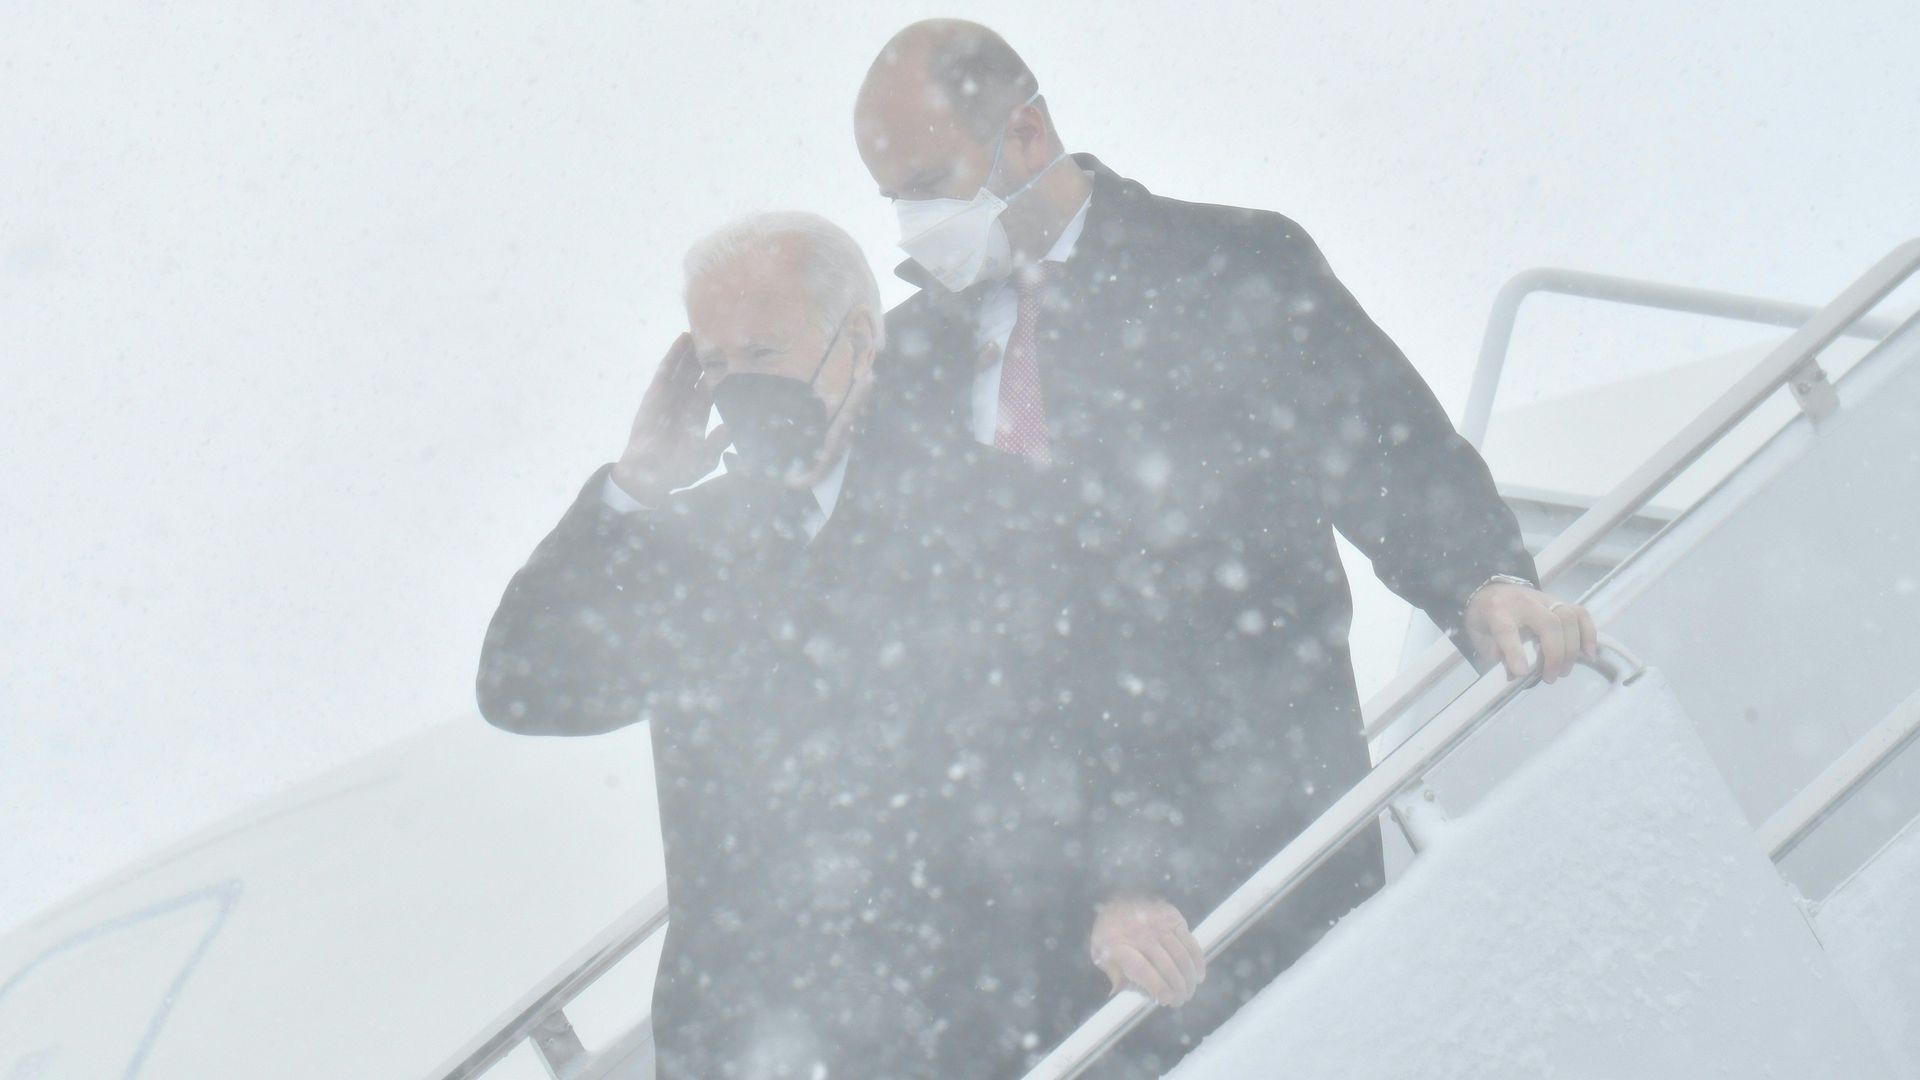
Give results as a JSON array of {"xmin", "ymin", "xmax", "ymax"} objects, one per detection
[{"xmin": 994, "ymin": 261, "xmax": 1060, "ymax": 464}]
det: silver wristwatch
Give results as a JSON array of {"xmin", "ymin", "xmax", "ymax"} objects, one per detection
[{"xmin": 1465, "ymin": 573, "xmax": 1537, "ymax": 611}]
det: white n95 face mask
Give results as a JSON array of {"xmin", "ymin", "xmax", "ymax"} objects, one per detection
[
  {"xmin": 893, "ymin": 89, "xmax": 1067, "ymax": 293},
  {"xmin": 895, "ymin": 190, "xmax": 1015, "ymax": 292}
]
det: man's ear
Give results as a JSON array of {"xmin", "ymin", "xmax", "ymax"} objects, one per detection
[{"xmin": 1007, "ymin": 102, "xmax": 1051, "ymax": 165}]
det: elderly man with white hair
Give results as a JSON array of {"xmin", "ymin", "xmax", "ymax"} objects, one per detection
[{"xmin": 477, "ymin": 211, "xmax": 1107, "ymax": 1077}]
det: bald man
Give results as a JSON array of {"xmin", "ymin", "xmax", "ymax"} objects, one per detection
[{"xmin": 854, "ymin": 19, "xmax": 1595, "ymax": 1076}]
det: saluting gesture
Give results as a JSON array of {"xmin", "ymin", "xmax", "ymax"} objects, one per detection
[{"xmin": 610, "ymin": 333, "xmax": 734, "ymax": 506}]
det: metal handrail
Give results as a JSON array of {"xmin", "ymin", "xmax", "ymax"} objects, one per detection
[
  {"xmin": 1392, "ymin": 268, "xmax": 1903, "ymax": 666},
  {"xmin": 429, "ymin": 885, "xmax": 668, "ymax": 1080},
  {"xmin": 1032, "ymin": 239, "xmax": 1920, "ymax": 1077},
  {"xmin": 1460, "ymin": 268, "xmax": 1903, "ymax": 447},
  {"xmin": 432, "ymin": 242, "xmax": 1920, "ymax": 1079},
  {"xmin": 1020, "ymin": 636, "xmax": 1646, "ymax": 1079},
  {"xmin": 1365, "ymin": 238, "xmax": 1920, "ymax": 744},
  {"xmin": 1758, "ymin": 685, "xmax": 1920, "ymax": 862}
]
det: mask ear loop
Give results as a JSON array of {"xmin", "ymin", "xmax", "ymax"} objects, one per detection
[
  {"xmin": 804, "ymin": 313, "xmax": 848, "ymax": 387},
  {"xmin": 888, "ymin": 89, "xmax": 1049, "ymax": 219},
  {"xmin": 808, "ymin": 312, "xmax": 859, "ymax": 432},
  {"xmin": 979, "ymin": 96, "xmax": 1023, "ymax": 191},
  {"xmin": 984, "ymin": 88, "xmax": 1064, "ymax": 205},
  {"xmin": 786, "ymin": 310, "xmax": 866, "ymax": 489}
]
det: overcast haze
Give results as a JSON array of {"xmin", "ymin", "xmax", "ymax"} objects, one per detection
[{"xmin": 3, "ymin": 0, "xmax": 1916, "ymax": 933}]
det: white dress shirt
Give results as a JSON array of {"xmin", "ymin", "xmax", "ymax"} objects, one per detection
[
  {"xmin": 600, "ymin": 449, "xmax": 849, "ymax": 543},
  {"xmin": 969, "ymin": 180, "xmax": 1094, "ymax": 446}
]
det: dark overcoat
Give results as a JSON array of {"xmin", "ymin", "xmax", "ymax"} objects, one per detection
[
  {"xmin": 477, "ymin": 445, "xmax": 1115, "ymax": 1078},
  {"xmin": 869, "ymin": 154, "xmax": 1539, "ymax": 1074}
]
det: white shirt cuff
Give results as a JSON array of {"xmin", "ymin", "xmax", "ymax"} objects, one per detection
[{"xmin": 600, "ymin": 472, "xmax": 654, "ymax": 514}]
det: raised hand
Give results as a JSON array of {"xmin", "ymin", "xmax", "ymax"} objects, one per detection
[{"xmin": 610, "ymin": 333, "xmax": 733, "ymax": 505}]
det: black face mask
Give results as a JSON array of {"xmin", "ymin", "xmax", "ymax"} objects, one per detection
[{"xmin": 710, "ymin": 316, "xmax": 855, "ymax": 480}]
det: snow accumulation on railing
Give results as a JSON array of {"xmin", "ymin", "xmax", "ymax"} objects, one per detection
[
  {"xmin": 1164, "ymin": 669, "xmax": 1903, "ymax": 1080},
  {"xmin": 427, "ymin": 240, "xmax": 1920, "ymax": 1080},
  {"xmin": 1017, "ymin": 637, "xmax": 1644, "ymax": 1080}
]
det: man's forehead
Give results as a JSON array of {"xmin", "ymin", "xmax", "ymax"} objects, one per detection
[
  {"xmin": 687, "ymin": 250, "xmax": 811, "ymax": 346},
  {"xmin": 857, "ymin": 72, "xmax": 979, "ymax": 174},
  {"xmin": 692, "ymin": 241, "xmax": 806, "ymax": 300}
]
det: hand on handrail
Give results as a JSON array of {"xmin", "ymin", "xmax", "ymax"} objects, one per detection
[
  {"xmin": 1088, "ymin": 892, "xmax": 1207, "ymax": 1008},
  {"xmin": 1463, "ymin": 580, "xmax": 1598, "ymax": 683}
]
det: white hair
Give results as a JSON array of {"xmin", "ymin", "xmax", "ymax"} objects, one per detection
[{"xmin": 683, "ymin": 211, "xmax": 886, "ymax": 350}]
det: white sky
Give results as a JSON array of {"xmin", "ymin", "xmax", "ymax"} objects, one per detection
[{"xmin": 3, "ymin": 0, "xmax": 1916, "ymax": 933}]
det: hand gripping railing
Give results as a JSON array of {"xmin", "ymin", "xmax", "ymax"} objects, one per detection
[
  {"xmin": 1366, "ymin": 238, "xmax": 1920, "ymax": 746},
  {"xmin": 428, "ymin": 885, "xmax": 667, "ymax": 1080},
  {"xmin": 1400, "ymin": 260, "xmax": 1904, "ymax": 667},
  {"xmin": 1017, "ymin": 635, "xmax": 1646, "ymax": 1080},
  {"xmin": 432, "ymin": 242, "xmax": 1920, "ymax": 1080}
]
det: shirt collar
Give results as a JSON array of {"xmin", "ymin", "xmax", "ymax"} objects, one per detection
[
  {"xmin": 708, "ymin": 444, "xmax": 850, "ymax": 538},
  {"xmin": 809, "ymin": 448, "xmax": 850, "ymax": 524},
  {"xmin": 1041, "ymin": 178, "xmax": 1094, "ymax": 265}
]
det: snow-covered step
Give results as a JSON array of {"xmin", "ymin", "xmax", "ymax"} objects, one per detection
[
  {"xmin": 1817, "ymin": 816, "xmax": 1920, "ymax": 1078},
  {"xmin": 1167, "ymin": 672, "xmax": 1901, "ymax": 1079}
]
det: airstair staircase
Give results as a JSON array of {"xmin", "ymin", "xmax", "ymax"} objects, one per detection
[
  {"xmin": 3, "ymin": 242, "xmax": 1917, "ymax": 1080},
  {"xmin": 1138, "ymin": 240, "xmax": 1920, "ymax": 1079},
  {"xmin": 421, "ymin": 239, "xmax": 1920, "ymax": 1080}
]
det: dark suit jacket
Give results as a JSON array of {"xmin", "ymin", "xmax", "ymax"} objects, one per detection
[
  {"xmin": 477, "ymin": 443, "xmax": 1112, "ymax": 1077},
  {"xmin": 869, "ymin": 154, "xmax": 1538, "ymax": 925}
]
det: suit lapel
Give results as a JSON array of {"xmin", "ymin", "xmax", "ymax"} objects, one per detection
[
  {"xmin": 796, "ymin": 448, "xmax": 885, "ymax": 594},
  {"xmin": 879, "ymin": 275, "xmax": 994, "ymax": 448},
  {"xmin": 1030, "ymin": 156, "xmax": 1165, "ymax": 464}
]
